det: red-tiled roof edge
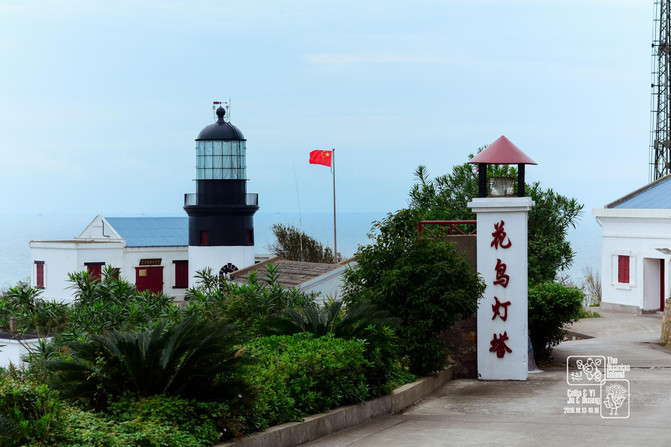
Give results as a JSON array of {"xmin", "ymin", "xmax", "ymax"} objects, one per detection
[{"xmin": 468, "ymin": 135, "xmax": 537, "ymax": 165}]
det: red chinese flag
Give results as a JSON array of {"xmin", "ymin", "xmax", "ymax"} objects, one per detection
[{"xmin": 309, "ymin": 150, "xmax": 332, "ymax": 167}]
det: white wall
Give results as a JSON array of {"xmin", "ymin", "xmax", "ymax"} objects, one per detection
[
  {"xmin": 30, "ymin": 241, "xmax": 124, "ymax": 303},
  {"xmin": 188, "ymin": 245, "xmax": 255, "ymax": 287},
  {"xmin": 0, "ymin": 338, "xmax": 45, "ymax": 369},
  {"xmin": 299, "ymin": 263, "xmax": 354, "ymax": 302},
  {"xmin": 30, "ymin": 241, "xmax": 190, "ymax": 302}
]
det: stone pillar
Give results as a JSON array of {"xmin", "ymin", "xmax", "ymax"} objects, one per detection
[
  {"xmin": 468, "ymin": 197, "xmax": 533, "ymax": 380},
  {"xmin": 662, "ymin": 298, "xmax": 671, "ymax": 345}
]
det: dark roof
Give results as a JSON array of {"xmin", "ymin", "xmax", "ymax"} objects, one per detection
[
  {"xmin": 196, "ymin": 107, "xmax": 245, "ymax": 141},
  {"xmin": 105, "ymin": 217, "xmax": 188, "ymax": 247},
  {"xmin": 607, "ymin": 174, "xmax": 671, "ymax": 209},
  {"xmin": 229, "ymin": 257, "xmax": 345, "ymax": 288}
]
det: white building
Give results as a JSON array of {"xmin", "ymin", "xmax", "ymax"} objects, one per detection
[
  {"xmin": 593, "ymin": 174, "xmax": 671, "ymax": 313},
  {"xmin": 30, "ymin": 215, "xmax": 190, "ymax": 302}
]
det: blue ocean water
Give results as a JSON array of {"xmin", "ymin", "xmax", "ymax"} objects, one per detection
[{"xmin": 0, "ymin": 211, "xmax": 600, "ymax": 290}]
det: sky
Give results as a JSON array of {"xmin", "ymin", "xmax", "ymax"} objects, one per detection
[{"xmin": 0, "ymin": 0, "xmax": 654, "ymax": 223}]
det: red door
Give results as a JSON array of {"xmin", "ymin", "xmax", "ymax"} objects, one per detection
[{"xmin": 135, "ymin": 266, "xmax": 164, "ymax": 294}]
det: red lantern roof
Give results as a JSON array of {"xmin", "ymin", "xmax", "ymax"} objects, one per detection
[{"xmin": 468, "ymin": 135, "xmax": 537, "ymax": 165}]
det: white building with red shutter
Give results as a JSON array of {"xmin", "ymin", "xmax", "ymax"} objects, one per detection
[
  {"xmin": 30, "ymin": 215, "xmax": 190, "ymax": 302},
  {"xmin": 593, "ymin": 174, "xmax": 671, "ymax": 313}
]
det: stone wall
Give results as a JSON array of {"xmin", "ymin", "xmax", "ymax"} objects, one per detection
[
  {"xmin": 661, "ymin": 298, "xmax": 671, "ymax": 345},
  {"xmin": 439, "ymin": 235, "xmax": 478, "ymax": 378},
  {"xmin": 440, "ymin": 313, "xmax": 477, "ymax": 378}
]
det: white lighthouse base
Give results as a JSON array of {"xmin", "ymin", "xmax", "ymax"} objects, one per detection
[{"xmin": 188, "ymin": 245, "xmax": 256, "ymax": 287}]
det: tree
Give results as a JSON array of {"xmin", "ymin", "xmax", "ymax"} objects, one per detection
[
  {"xmin": 408, "ymin": 160, "xmax": 583, "ymax": 284},
  {"xmin": 343, "ymin": 220, "xmax": 485, "ymax": 375},
  {"xmin": 344, "ymin": 155, "xmax": 583, "ymax": 369},
  {"xmin": 268, "ymin": 223, "xmax": 336, "ymax": 263}
]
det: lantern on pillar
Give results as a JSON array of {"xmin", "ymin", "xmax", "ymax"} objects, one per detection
[{"xmin": 468, "ymin": 136, "xmax": 537, "ymax": 198}]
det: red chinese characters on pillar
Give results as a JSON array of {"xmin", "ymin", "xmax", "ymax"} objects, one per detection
[
  {"xmin": 491, "ymin": 221, "xmax": 513, "ymax": 359},
  {"xmin": 493, "ymin": 258, "xmax": 509, "ymax": 287},
  {"xmin": 491, "ymin": 296, "xmax": 511, "ymax": 321},
  {"xmin": 490, "ymin": 220, "xmax": 511, "ymax": 249},
  {"xmin": 489, "ymin": 331, "xmax": 512, "ymax": 358}
]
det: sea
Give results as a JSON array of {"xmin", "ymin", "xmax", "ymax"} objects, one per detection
[{"xmin": 0, "ymin": 211, "xmax": 601, "ymax": 291}]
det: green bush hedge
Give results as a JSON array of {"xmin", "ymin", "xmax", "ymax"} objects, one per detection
[
  {"xmin": 0, "ymin": 377, "xmax": 229, "ymax": 447},
  {"xmin": 0, "ymin": 376, "xmax": 62, "ymax": 446},
  {"xmin": 245, "ymin": 333, "xmax": 371, "ymax": 430},
  {"xmin": 528, "ymin": 281, "xmax": 584, "ymax": 359}
]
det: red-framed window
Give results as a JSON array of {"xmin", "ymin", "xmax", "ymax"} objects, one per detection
[
  {"xmin": 618, "ymin": 255, "xmax": 630, "ymax": 284},
  {"xmin": 200, "ymin": 230, "xmax": 209, "ymax": 246},
  {"xmin": 174, "ymin": 260, "xmax": 188, "ymax": 288},
  {"xmin": 86, "ymin": 262, "xmax": 105, "ymax": 281},
  {"xmin": 35, "ymin": 261, "xmax": 45, "ymax": 289}
]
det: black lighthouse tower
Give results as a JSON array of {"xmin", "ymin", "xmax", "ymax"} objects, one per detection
[{"xmin": 184, "ymin": 106, "xmax": 258, "ymax": 281}]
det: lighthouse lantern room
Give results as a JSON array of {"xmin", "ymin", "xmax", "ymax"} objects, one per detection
[{"xmin": 184, "ymin": 105, "xmax": 259, "ymax": 285}]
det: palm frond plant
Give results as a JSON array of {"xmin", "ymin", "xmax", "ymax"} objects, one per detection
[
  {"xmin": 45, "ymin": 316, "xmax": 252, "ymax": 410},
  {"xmin": 0, "ymin": 414, "xmax": 19, "ymax": 442},
  {"xmin": 264, "ymin": 300, "xmax": 398, "ymax": 338}
]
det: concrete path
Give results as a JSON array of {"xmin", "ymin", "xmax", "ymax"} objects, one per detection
[{"xmin": 299, "ymin": 310, "xmax": 671, "ymax": 446}]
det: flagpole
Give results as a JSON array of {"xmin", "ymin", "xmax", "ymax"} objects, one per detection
[{"xmin": 332, "ymin": 148, "xmax": 337, "ymax": 262}]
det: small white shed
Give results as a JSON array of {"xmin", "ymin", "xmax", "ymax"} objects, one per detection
[{"xmin": 594, "ymin": 175, "xmax": 671, "ymax": 313}]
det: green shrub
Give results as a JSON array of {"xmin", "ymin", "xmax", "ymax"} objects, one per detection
[
  {"xmin": 263, "ymin": 300, "xmax": 408, "ymax": 396},
  {"xmin": 0, "ymin": 376, "xmax": 231, "ymax": 446},
  {"xmin": 109, "ymin": 395, "xmax": 233, "ymax": 445},
  {"xmin": 0, "ymin": 376, "xmax": 63, "ymax": 446},
  {"xmin": 344, "ymin": 227, "xmax": 485, "ymax": 375},
  {"xmin": 54, "ymin": 405, "xmax": 212, "ymax": 447},
  {"xmin": 245, "ymin": 333, "xmax": 370, "ymax": 429},
  {"xmin": 185, "ymin": 266, "xmax": 316, "ymax": 337},
  {"xmin": 528, "ymin": 281, "xmax": 584, "ymax": 359},
  {"xmin": 67, "ymin": 267, "xmax": 175, "ymax": 337}
]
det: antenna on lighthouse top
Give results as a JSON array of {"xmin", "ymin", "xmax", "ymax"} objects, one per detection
[{"xmin": 212, "ymin": 99, "xmax": 232, "ymax": 123}]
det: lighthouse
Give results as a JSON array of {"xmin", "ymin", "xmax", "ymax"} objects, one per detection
[{"xmin": 184, "ymin": 105, "xmax": 259, "ymax": 285}]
